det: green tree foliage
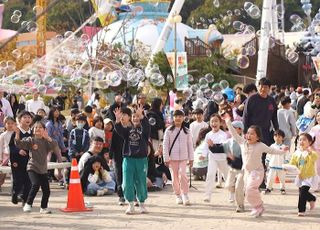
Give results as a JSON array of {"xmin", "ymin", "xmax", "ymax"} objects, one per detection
[{"xmin": 188, "ymin": 53, "xmax": 236, "ymax": 87}]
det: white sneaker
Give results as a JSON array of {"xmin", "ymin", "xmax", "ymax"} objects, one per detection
[
  {"xmin": 40, "ymin": 208, "xmax": 52, "ymax": 214},
  {"xmin": 125, "ymin": 203, "xmax": 135, "ymax": 215},
  {"xmin": 182, "ymin": 194, "xmax": 190, "ymax": 206},
  {"xmin": 203, "ymin": 195, "xmax": 211, "ymax": 203},
  {"xmin": 23, "ymin": 204, "xmax": 32, "ymax": 212},
  {"xmin": 139, "ymin": 203, "xmax": 148, "ymax": 214},
  {"xmin": 228, "ymin": 193, "xmax": 235, "ymax": 203},
  {"xmin": 96, "ymin": 190, "xmax": 105, "ymax": 196},
  {"xmin": 176, "ymin": 195, "xmax": 183, "ymax": 204}
]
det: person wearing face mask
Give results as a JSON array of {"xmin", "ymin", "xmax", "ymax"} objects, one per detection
[{"xmin": 68, "ymin": 114, "xmax": 90, "ymax": 162}]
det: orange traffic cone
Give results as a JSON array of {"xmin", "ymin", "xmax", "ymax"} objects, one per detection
[
  {"xmin": 61, "ymin": 158, "xmax": 92, "ymax": 212},
  {"xmin": 275, "ymin": 176, "xmax": 280, "ymax": 183}
]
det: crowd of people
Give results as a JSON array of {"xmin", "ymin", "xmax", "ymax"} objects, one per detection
[{"xmin": 0, "ymin": 77, "xmax": 319, "ymax": 217}]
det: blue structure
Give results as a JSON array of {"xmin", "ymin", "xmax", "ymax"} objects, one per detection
[{"xmin": 91, "ymin": 0, "xmax": 223, "ymax": 53}]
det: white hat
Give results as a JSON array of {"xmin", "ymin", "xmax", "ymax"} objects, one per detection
[{"xmin": 103, "ymin": 118, "xmax": 113, "ymax": 124}]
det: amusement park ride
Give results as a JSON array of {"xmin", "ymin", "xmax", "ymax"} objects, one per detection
[{"xmin": 36, "ymin": 0, "xmax": 47, "ymax": 57}]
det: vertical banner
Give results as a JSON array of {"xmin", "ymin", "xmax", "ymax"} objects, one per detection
[{"xmin": 166, "ymin": 52, "xmax": 188, "ymax": 90}]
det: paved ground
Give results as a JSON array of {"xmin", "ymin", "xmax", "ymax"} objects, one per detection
[{"xmin": 0, "ymin": 179, "xmax": 319, "ymax": 230}]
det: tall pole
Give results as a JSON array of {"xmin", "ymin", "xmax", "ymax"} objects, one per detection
[
  {"xmin": 280, "ymin": 0, "xmax": 285, "ymax": 43},
  {"xmin": 148, "ymin": 0, "xmax": 185, "ymax": 66},
  {"xmin": 174, "ymin": 20, "xmax": 177, "ymax": 89},
  {"xmin": 256, "ymin": 0, "xmax": 273, "ymax": 85}
]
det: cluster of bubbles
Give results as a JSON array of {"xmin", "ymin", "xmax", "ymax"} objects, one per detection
[
  {"xmin": 290, "ymin": 14, "xmax": 306, "ymax": 32},
  {"xmin": 182, "ymin": 72, "xmax": 231, "ymax": 108}
]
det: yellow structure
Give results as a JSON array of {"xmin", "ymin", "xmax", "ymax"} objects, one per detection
[{"xmin": 36, "ymin": 0, "xmax": 47, "ymax": 57}]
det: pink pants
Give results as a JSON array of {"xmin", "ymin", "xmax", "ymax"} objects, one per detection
[
  {"xmin": 245, "ymin": 169, "xmax": 264, "ymax": 209},
  {"xmin": 170, "ymin": 160, "xmax": 189, "ymax": 196}
]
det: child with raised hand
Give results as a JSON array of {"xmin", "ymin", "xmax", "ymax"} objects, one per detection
[
  {"xmin": 163, "ymin": 110, "xmax": 194, "ymax": 206},
  {"xmin": 114, "ymin": 105, "xmax": 150, "ymax": 215},
  {"xmin": 287, "ymin": 133, "xmax": 318, "ymax": 216},
  {"xmin": 222, "ymin": 113, "xmax": 288, "ymax": 218},
  {"xmin": 309, "ymin": 110, "xmax": 320, "ymax": 191},
  {"xmin": 0, "ymin": 117, "xmax": 16, "ymax": 190},
  {"xmin": 223, "ymin": 120, "xmax": 245, "ymax": 213},
  {"xmin": 265, "ymin": 130, "xmax": 289, "ymax": 195},
  {"xmin": 200, "ymin": 113, "xmax": 228, "ymax": 203},
  {"xmin": 14, "ymin": 121, "xmax": 61, "ymax": 214}
]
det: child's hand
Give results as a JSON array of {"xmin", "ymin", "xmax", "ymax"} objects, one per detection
[
  {"xmin": 227, "ymin": 153, "xmax": 234, "ymax": 160},
  {"xmin": 199, "ymin": 155, "xmax": 205, "ymax": 161},
  {"xmin": 221, "ymin": 112, "xmax": 231, "ymax": 122},
  {"xmin": 207, "ymin": 139, "xmax": 214, "ymax": 147},
  {"xmin": 19, "ymin": 150, "xmax": 27, "ymax": 156},
  {"xmin": 282, "ymin": 146, "xmax": 289, "ymax": 152},
  {"xmin": 113, "ymin": 107, "xmax": 122, "ymax": 121},
  {"xmin": 136, "ymin": 104, "xmax": 144, "ymax": 119}
]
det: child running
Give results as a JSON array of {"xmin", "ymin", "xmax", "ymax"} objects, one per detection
[
  {"xmin": 200, "ymin": 114, "xmax": 228, "ymax": 202},
  {"xmin": 0, "ymin": 117, "xmax": 16, "ymax": 190},
  {"xmin": 14, "ymin": 121, "xmax": 61, "ymax": 213},
  {"xmin": 309, "ymin": 110, "xmax": 320, "ymax": 191},
  {"xmin": 287, "ymin": 133, "xmax": 318, "ymax": 216},
  {"xmin": 223, "ymin": 114, "xmax": 287, "ymax": 217},
  {"xmin": 163, "ymin": 110, "xmax": 194, "ymax": 205},
  {"xmin": 114, "ymin": 105, "xmax": 150, "ymax": 214},
  {"xmin": 265, "ymin": 130, "xmax": 288, "ymax": 195}
]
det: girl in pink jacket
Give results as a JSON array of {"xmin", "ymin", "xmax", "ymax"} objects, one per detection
[{"xmin": 163, "ymin": 110, "xmax": 194, "ymax": 205}]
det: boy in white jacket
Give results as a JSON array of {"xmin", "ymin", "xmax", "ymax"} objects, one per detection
[{"xmin": 265, "ymin": 130, "xmax": 289, "ymax": 195}]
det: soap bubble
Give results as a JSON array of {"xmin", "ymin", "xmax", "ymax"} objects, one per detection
[
  {"xmin": 199, "ymin": 78, "xmax": 209, "ymax": 90},
  {"xmin": 79, "ymin": 61, "xmax": 92, "ymax": 76},
  {"xmin": 149, "ymin": 73, "xmax": 165, "ymax": 87},
  {"xmin": 49, "ymin": 79, "xmax": 63, "ymax": 91},
  {"xmin": 187, "ymin": 74, "xmax": 194, "ymax": 83},
  {"xmin": 13, "ymin": 10, "xmax": 22, "ymax": 18},
  {"xmin": 107, "ymin": 70, "xmax": 122, "ymax": 87},
  {"xmin": 149, "ymin": 117, "xmax": 156, "ymax": 126},
  {"xmin": 237, "ymin": 55, "xmax": 250, "ymax": 69},
  {"xmin": 213, "ymin": 0, "xmax": 220, "ymax": 8},
  {"xmin": 205, "ymin": 73, "xmax": 214, "ymax": 83},
  {"xmin": 219, "ymin": 80, "xmax": 229, "ymax": 89},
  {"xmin": 206, "ymin": 49, "xmax": 212, "ymax": 57},
  {"xmin": 212, "ymin": 91, "xmax": 224, "ymax": 104},
  {"xmin": 212, "ymin": 83, "xmax": 223, "ymax": 92},
  {"xmin": 287, "ymin": 51, "xmax": 299, "ymax": 64},
  {"xmin": 12, "ymin": 49, "xmax": 22, "ymax": 59},
  {"xmin": 312, "ymin": 74, "xmax": 319, "ymax": 81},
  {"xmin": 183, "ymin": 88, "xmax": 193, "ymax": 99},
  {"xmin": 11, "ymin": 14, "xmax": 20, "ymax": 24},
  {"xmin": 246, "ymin": 46, "xmax": 256, "ymax": 56}
]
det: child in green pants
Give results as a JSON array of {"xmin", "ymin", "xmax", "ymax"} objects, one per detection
[{"xmin": 114, "ymin": 105, "xmax": 150, "ymax": 214}]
